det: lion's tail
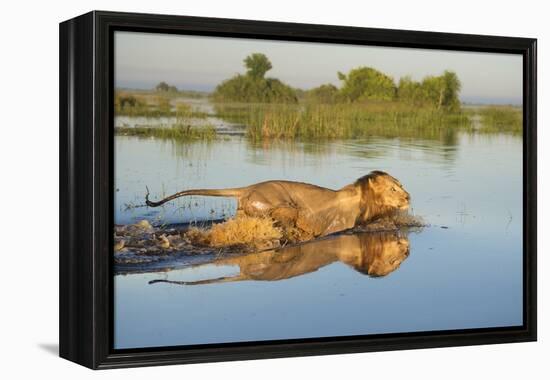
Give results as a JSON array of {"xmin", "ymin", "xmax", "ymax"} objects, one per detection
[
  {"xmin": 148, "ymin": 274, "xmax": 247, "ymax": 286},
  {"xmin": 145, "ymin": 187, "xmax": 245, "ymax": 207}
]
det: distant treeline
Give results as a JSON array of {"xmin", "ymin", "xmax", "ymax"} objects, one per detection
[
  {"xmin": 211, "ymin": 53, "xmax": 462, "ymax": 111},
  {"xmin": 114, "ymin": 91, "xmax": 209, "ymax": 118}
]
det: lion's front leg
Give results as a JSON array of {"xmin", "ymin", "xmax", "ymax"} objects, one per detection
[
  {"xmin": 270, "ymin": 206, "xmax": 315, "ymax": 243},
  {"xmin": 286, "ymin": 210, "xmax": 316, "ymax": 242},
  {"xmin": 270, "ymin": 206, "xmax": 298, "ymax": 226}
]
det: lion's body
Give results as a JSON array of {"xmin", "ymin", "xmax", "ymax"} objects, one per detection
[
  {"xmin": 234, "ymin": 180, "xmax": 362, "ymax": 238},
  {"xmin": 146, "ymin": 171, "xmax": 410, "ymax": 240}
]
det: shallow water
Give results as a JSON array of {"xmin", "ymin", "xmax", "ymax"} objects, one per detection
[{"xmin": 114, "ymin": 123, "xmax": 522, "ymax": 349}]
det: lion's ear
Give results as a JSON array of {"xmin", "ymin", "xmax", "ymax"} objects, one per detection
[{"xmin": 367, "ymin": 176, "xmax": 381, "ymax": 191}]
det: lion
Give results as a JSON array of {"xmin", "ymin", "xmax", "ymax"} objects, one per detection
[
  {"xmin": 145, "ymin": 170, "xmax": 410, "ymax": 240},
  {"xmin": 148, "ymin": 231, "xmax": 410, "ymax": 286}
]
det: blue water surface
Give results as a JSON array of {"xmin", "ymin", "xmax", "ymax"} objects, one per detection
[{"xmin": 114, "ymin": 131, "xmax": 522, "ymax": 349}]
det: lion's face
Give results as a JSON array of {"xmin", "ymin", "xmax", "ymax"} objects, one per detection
[
  {"xmin": 369, "ymin": 173, "xmax": 410, "ymax": 211},
  {"xmin": 365, "ymin": 236, "xmax": 410, "ymax": 276},
  {"xmin": 338, "ymin": 233, "xmax": 410, "ymax": 277}
]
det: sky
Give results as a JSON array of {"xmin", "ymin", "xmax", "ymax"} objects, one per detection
[{"xmin": 115, "ymin": 31, "xmax": 523, "ymax": 105}]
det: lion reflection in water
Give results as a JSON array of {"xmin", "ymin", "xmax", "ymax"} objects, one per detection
[{"xmin": 149, "ymin": 232, "xmax": 410, "ymax": 286}]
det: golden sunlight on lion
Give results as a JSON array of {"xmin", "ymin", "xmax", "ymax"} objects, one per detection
[{"xmin": 146, "ymin": 170, "xmax": 411, "ymax": 241}]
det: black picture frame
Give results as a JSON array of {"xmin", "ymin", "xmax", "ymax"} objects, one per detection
[{"xmin": 59, "ymin": 10, "xmax": 537, "ymax": 369}]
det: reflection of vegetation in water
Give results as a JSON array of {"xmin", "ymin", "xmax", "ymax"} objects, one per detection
[
  {"xmin": 246, "ymin": 138, "xmax": 330, "ymax": 155},
  {"xmin": 245, "ymin": 138, "xmax": 389, "ymax": 164},
  {"xmin": 148, "ymin": 231, "xmax": 411, "ymax": 284},
  {"xmin": 156, "ymin": 137, "xmax": 217, "ymax": 162},
  {"xmin": 116, "ymin": 130, "xmax": 460, "ymax": 171}
]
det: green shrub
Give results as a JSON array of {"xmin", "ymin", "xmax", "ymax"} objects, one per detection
[{"xmin": 212, "ymin": 53, "xmax": 298, "ymax": 103}]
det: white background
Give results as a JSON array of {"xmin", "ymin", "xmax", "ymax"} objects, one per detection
[{"xmin": 0, "ymin": 0, "xmax": 546, "ymax": 378}]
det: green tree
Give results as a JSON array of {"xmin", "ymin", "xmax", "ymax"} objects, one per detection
[
  {"xmin": 244, "ymin": 53, "xmax": 273, "ymax": 79},
  {"xmin": 397, "ymin": 76, "xmax": 423, "ymax": 105},
  {"xmin": 155, "ymin": 81, "xmax": 178, "ymax": 92},
  {"xmin": 306, "ymin": 84, "xmax": 339, "ymax": 103},
  {"xmin": 397, "ymin": 71, "xmax": 461, "ymax": 110},
  {"xmin": 419, "ymin": 71, "xmax": 461, "ymax": 110},
  {"xmin": 155, "ymin": 81, "xmax": 170, "ymax": 92},
  {"xmin": 213, "ymin": 75, "xmax": 297, "ymax": 103},
  {"xmin": 419, "ymin": 75, "xmax": 445, "ymax": 108},
  {"xmin": 397, "ymin": 70, "xmax": 462, "ymax": 111},
  {"xmin": 441, "ymin": 70, "xmax": 461, "ymax": 111},
  {"xmin": 338, "ymin": 67, "xmax": 396, "ymax": 102},
  {"xmin": 212, "ymin": 53, "xmax": 297, "ymax": 103}
]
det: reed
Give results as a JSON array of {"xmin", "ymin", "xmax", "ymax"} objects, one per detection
[
  {"xmin": 215, "ymin": 102, "xmax": 473, "ymax": 140},
  {"xmin": 478, "ymin": 106, "xmax": 522, "ymax": 134},
  {"xmin": 115, "ymin": 124, "xmax": 217, "ymax": 141}
]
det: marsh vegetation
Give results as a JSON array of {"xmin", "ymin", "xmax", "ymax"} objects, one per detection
[
  {"xmin": 116, "ymin": 124, "xmax": 217, "ymax": 142},
  {"xmin": 213, "ymin": 102, "xmax": 475, "ymax": 140},
  {"xmin": 115, "ymin": 53, "xmax": 521, "ymax": 142},
  {"xmin": 115, "ymin": 91, "xmax": 209, "ymax": 117},
  {"xmin": 478, "ymin": 106, "xmax": 522, "ymax": 133}
]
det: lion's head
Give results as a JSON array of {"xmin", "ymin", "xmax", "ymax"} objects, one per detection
[
  {"xmin": 356, "ymin": 170, "xmax": 410, "ymax": 222},
  {"xmin": 341, "ymin": 232, "xmax": 410, "ymax": 277}
]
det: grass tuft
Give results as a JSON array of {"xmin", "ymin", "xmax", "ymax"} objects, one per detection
[
  {"xmin": 115, "ymin": 124, "xmax": 217, "ymax": 141},
  {"xmin": 185, "ymin": 216, "xmax": 283, "ymax": 249}
]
